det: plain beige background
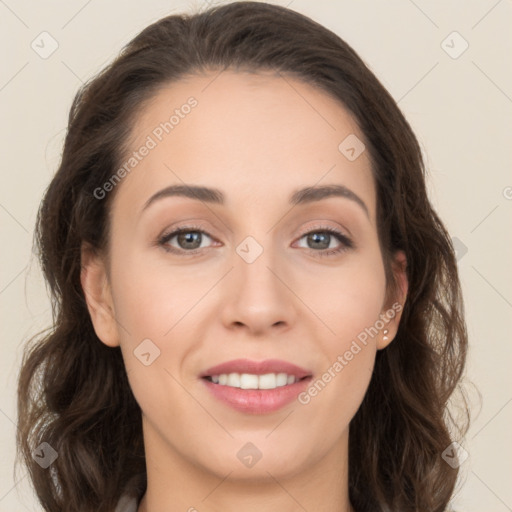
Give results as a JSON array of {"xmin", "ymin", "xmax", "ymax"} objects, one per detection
[{"xmin": 1, "ymin": 0, "xmax": 511, "ymax": 510}]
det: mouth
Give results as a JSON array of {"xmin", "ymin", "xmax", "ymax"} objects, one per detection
[
  {"xmin": 199, "ymin": 358, "xmax": 313, "ymax": 414},
  {"xmin": 200, "ymin": 374, "xmax": 313, "ymax": 414},
  {"xmin": 199, "ymin": 358, "xmax": 313, "ymax": 387},
  {"xmin": 202, "ymin": 373, "xmax": 311, "ymax": 390}
]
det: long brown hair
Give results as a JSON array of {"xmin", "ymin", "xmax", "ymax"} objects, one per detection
[{"xmin": 16, "ymin": 2, "xmax": 470, "ymax": 511}]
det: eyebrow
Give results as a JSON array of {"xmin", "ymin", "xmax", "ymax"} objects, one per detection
[{"xmin": 141, "ymin": 183, "xmax": 369, "ymax": 218}]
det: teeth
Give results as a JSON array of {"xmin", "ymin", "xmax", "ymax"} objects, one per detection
[
  {"xmin": 227, "ymin": 373, "xmax": 241, "ymax": 387},
  {"xmin": 209, "ymin": 372, "xmax": 298, "ymax": 390},
  {"xmin": 240, "ymin": 373, "xmax": 258, "ymax": 389},
  {"xmin": 276, "ymin": 373, "xmax": 288, "ymax": 387},
  {"xmin": 259, "ymin": 373, "xmax": 276, "ymax": 389}
]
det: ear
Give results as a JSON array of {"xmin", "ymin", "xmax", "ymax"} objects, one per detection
[
  {"xmin": 80, "ymin": 242, "xmax": 120, "ymax": 347},
  {"xmin": 377, "ymin": 250, "xmax": 408, "ymax": 350}
]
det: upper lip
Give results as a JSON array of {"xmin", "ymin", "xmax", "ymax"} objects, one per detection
[{"xmin": 200, "ymin": 358, "xmax": 312, "ymax": 379}]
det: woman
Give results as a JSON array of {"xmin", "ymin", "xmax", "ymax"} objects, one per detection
[{"xmin": 16, "ymin": 2, "xmax": 470, "ymax": 511}]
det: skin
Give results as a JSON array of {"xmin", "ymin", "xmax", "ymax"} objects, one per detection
[{"xmin": 81, "ymin": 70, "xmax": 408, "ymax": 512}]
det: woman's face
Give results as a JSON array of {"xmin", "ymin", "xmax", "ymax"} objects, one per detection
[{"xmin": 82, "ymin": 70, "xmax": 407, "ymax": 485}]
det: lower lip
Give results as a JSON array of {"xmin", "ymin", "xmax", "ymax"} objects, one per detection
[{"xmin": 201, "ymin": 377, "xmax": 312, "ymax": 414}]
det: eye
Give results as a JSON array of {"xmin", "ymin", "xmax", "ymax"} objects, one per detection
[
  {"xmin": 158, "ymin": 224, "xmax": 216, "ymax": 254},
  {"xmin": 295, "ymin": 226, "xmax": 354, "ymax": 257},
  {"xmin": 157, "ymin": 224, "xmax": 354, "ymax": 257}
]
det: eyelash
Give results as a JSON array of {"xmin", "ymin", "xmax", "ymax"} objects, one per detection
[{"xmin": 157, "ymin": 224, "xmax": 354, "ymax": 258}]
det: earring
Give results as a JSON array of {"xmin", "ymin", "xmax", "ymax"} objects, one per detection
[{"xmin": 383, "ymin": 329, "xmax": 389, "ymax": 341}]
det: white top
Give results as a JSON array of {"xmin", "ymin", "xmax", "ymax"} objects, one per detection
[{"xmin": 114, "ymin": 494, "xmax": 139, "ymax": 512}]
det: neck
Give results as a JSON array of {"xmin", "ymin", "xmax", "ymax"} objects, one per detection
[{"xmin": 137, "ymin": 417, "xmax": 354, "ymax": 512}]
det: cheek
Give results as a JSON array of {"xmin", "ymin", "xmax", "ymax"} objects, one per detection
[
  {"xmin": 297, "ymin": 266, "xmax": 383, "ymax": 430},
  {"xmin": 310, "ymin": 250, "xmax": 387, "ymax": 343},
  {"xmin": 110, "ymin": 234, "xmax": 387, "ymax": 357},
  {"xmin": 109, "ymin": 253, "xmax": 205, "ymax": 420},
  {"xmin": 109, "ymin": 248, "xmax": 208, "ymax": 340},
  {"xmin": 109, "ymin": 249, "xmax": 213, "ymax": 398},
  {"xmin": 302, "ymin": 251, "xmax": 385, "ymax": 404}
]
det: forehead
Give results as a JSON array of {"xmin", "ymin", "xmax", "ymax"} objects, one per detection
[{"xmin": 114, "ymin": 70, "xmax": 376, "ymax": 221}]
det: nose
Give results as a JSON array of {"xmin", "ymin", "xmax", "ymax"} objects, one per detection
[{"xmin": 220, "ymin": 239, "xmax": 298, "ymax": 336}]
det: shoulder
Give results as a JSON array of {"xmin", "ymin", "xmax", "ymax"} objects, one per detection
[{"xmin": 115, "ymin": 494, "xmax": 139, "ymax": 512}]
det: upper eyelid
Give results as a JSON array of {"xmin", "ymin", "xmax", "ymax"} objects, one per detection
[
  {"xmin": 160, "ymin": 223, "xmax": 350, "ymax": 238},
  {"xmin": 159, "ymin": 224, "xmax": 352, "ymax": 246},
  {"xmin": 160, "ymin": 217, "xmax": 352, "ymax": 236}
]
